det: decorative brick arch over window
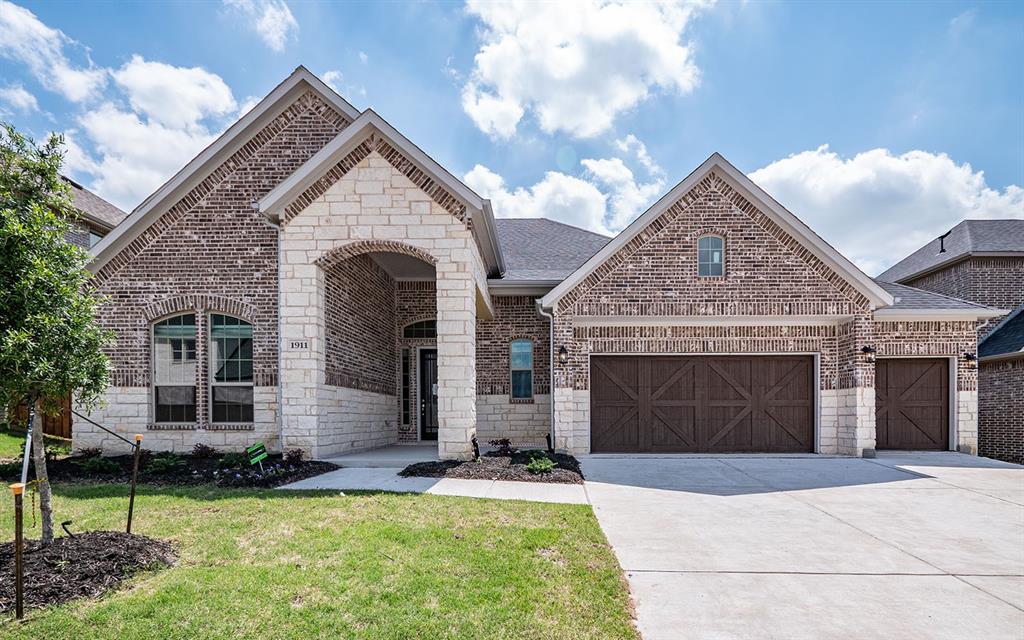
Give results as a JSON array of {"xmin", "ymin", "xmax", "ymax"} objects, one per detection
[
  {"xmin": 316, "ymin": 240, "xmax": 438, "ymax": 270},
  {"xmin": 141, "ymin": 294, "xmax": 257, "ymax": 324}
]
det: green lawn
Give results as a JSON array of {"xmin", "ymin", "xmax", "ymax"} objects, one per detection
[
  {"xmin": 0, "ymin": 429, "xmax": 71, "ymax": 460},
  {"xmin": 0, "ymin": 485, "xmax": 638, "ymax": 639}
]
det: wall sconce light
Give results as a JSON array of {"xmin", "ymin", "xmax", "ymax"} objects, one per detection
[
  {"xmin": 963, "ymin": 352, "xmax": 977, "ymax": 370},
  {"xmin": 558, "ymin": 345, "xmax": 569, "ymax": 365},
  {"xmin": 861, "ymin": 345, "xmax": 876, "ymax": 364}
]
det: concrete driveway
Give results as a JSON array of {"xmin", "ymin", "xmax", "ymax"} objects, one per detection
[{"xmin": 580, "ymin": 452, "xmax": 1024, "ymax": 640}]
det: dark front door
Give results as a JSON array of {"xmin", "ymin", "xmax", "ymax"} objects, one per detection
[
  {"xmin": 590, "ymin": 355, "xmax": 815, "ymax": 453},
  {"xmin": 875, "ymin": 358, "xmax": 949, "ymax": 450},
  {"xmin": 419, "ymin": 349, "xmax": 438, "ymax": 441}
]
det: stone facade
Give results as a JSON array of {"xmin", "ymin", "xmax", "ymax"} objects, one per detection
[
  {"xmin": 279, "ymin": 148, "xmax": 487, "ymax": 460},
  {"xmin": 77, "ymin": 91, "xmax": 348, "ymax": 453}
]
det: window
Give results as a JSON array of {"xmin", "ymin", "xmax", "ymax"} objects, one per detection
[
  {"xmin": 88, "ymin": 231, "xmax": 104, "ymax": 248},
  {"xmin": 401, "ymin": 349, "xmax": 411, "ymax": 425},
  {"xmin": 403, "ymin": 319, "xmax": 436, "ymax": 339},
  {"xmin": 153, "ymin": 314, "xmax": 197, "ymax": 423},
  {"xmin": 510, "ymin": 339, "xmax": 533, "ymax": 400},
  {"xmin": 698, "ymin": 235, "xmax": 724, "ymax": 277},
  {"xmin": 210, "ymin": 314, "xmax": 254, "ymax": 423}
]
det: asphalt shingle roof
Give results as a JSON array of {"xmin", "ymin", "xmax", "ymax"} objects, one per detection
[
  {"xmin": 63, "ymin": 176, "xmax": 128, "ymax": 230},
  {"xmin": 980, "ymin": 305, "xmax": 1024, "ymax": 358},
  {"xmin": 877, "ymin": 219, "xmax": 1024, "ymax": 283},
  {"xmin": 495, "ymin": 218, "xmax": 610, "ymax": 281},
  {"xmin": 873, "ymin": 280, "xmax": 998, "ymax": 311}
]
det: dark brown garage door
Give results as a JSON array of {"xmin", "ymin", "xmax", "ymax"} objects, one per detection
[
  {"xmin": 875, "ymin": 358, "xmax": 949, "ymax": 450},
  {"xmin": 590, "ymin": 356, "xmax": 815, "ymax": 453}
]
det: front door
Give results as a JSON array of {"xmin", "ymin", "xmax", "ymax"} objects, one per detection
[{"xmin": 419, "ymin": 349, "xmax": 438, "ymax": 441}]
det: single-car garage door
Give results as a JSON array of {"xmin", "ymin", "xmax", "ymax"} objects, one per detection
[
  {"xmin": 875, "ymin": 358, "xmax": 949, "ymax": 450},
  {"xmin": 590, "ymin": 355, "xmax": 815, "ymax": 453}
]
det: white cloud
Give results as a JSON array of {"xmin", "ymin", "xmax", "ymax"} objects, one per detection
[
  {"xmin": 0, "ymin": 0, "xmax": 106, "ymax": 102},
  {"xmin": 322, "ymin": 70, "xmax": 344, "ymax": 93},
  {"xmin": 465, "ymin": 133, "xmax": 666, "ymax": 235},
  {"xmin": 358, "ymin": 51, "xmax": 368, "ymax": 64},
  {"xmin": 466, "ymin": 164, "xmax": 609, "ymax": 234},
  {"xmin": 224, "ymin": 0, "xmax": 298, "ymax": 52},
  {"xmin": 0, "ymin": 84, "xmax": 38, "ymax": 113},
  {"xmin": 750, "ymin": 145, "xmax": 1024, "ymax": 275},
  {"xmin": 112, "ymin": 56, "xmax": 236, "ymax": 130},
  {"xmin": 461, "ymin": 0, "xmax": 712, "ymax": 139},
  {"xmin": 77, "ymin": 103, "xmax": 220, "ymax": 210}
]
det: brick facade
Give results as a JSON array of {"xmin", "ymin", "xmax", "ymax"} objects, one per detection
[
  {"xmin": 77, "ymin": 91, "xmax": 348, "ymax": 452},
  {"xmin": 978, "ymin": 359, "xmax": 1024, "ymax": 464},
  {"xmin": 903, "ymin": 257, "xmax": 1024, "ymax": 313}
]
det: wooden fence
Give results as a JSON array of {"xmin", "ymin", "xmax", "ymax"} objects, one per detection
[{"xmin": 8, "ymin": 394, "xmax": 73, "ymax": 439}]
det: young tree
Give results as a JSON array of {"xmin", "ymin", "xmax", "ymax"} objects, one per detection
[{"xmin": 0, "ymin": 123, "xmax": 112, "ymax": 545}]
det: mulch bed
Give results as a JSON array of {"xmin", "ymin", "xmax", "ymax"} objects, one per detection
[
  {"xmin": 0, "ymin": 531, "xmax": 176, "ymax": 615},
  {"xmin": 400, "ymin": 450, "xmax": 584, "ymax": 484},
  {"xmin": 0, "ymin": 454, "xmax": 338, "ymax": 489}
]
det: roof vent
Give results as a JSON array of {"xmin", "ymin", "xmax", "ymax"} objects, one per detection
[{"xmin": 937, "ymin": 230, "xmax": 952, "ymax": 254}]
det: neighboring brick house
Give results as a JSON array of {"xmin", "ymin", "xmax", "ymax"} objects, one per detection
[
  {"xmin": 63, "ymin": 176, "xmax": 128, "ymax": 249},
  {"xmin": 879, "ymin": 220, "xmax": 1023, "ymax": 463},
  {"xmin": 78, "ymin": 66, "xmax": 1004, "ymax": 460}
]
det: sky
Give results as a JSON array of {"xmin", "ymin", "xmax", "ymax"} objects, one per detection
[{"xmin": 0, "ymin": 0, "xmax": 1021, "ymax": 276}]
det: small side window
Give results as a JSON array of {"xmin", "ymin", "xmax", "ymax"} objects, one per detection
[
  {"xmin": 698, "ymin": 235, "xmax": 724, "ymax": 277},
  {"xmin": 510, "ymin": 339, "xmax": 533, "ymax": 400}
]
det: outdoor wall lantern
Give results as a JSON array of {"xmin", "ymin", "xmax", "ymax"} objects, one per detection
[
  {"xmin": 861, "ymin": 345, "xmax": 876, "ymax": 364},
  {"xmin": 558, "ymin": 345, "xmax": 569, "ymax": 365},
  {"xmin": 963, "ymin": 352, "xmax": 978, "ymax": 370}
]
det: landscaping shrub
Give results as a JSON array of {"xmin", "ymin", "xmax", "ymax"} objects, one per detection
[
  {"xmin": 525, "ymin": 456, "xmax": 556, "ymax": 475},
  {"xmin": 284, "ymin": 448, "xmax": 304, "ymax": 465},
  {"xmin": 77, "ymin": 447, "xmax": 102, "ymax": 459},
  {"xmin": 191, "ymin": 443, "xmax": 218, "ymax": 459},
  {"xmin": 219, "ymin": 452, "xmax": 248, "ymax": 469},
  {"xmin": 147, "ymin": 452, "xmax": 185, "ymax": 474},
  {"xmin": 74, "ymin": 456, "xmax": 120, "ymax": 475},
  {"xmin": 489, "ymin": 438, "xmax": 517, "ymax": 456}
]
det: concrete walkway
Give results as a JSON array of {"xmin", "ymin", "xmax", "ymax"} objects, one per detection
[
  {"xmin": 580, "ymin": 452, "xmax": 1024, "ymax": 640},
  {"xmin": 280, "ymin": 446, "xmax": 588, "ymax": 504}
]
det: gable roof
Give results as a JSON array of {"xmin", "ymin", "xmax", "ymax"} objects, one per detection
[
  {"xmin": 540, "ymin": 152, "xmax": 895, "ymax": 311},
  {"xmin": 258, "ymin": 109, "xmax": 505, "ymax": 277},
  {"xmin": 877, "ymin": 219, "xmax": 1024, "ymax": 283},
  {"xmin": 493, "ymin": 218, "xmax": 610, "ymax": 282},
  {"xmin": 63, "ymin": 176, "xmax": 127, "ymax": 231},
  {"xmin": 980, "ymin": 305, "xmax": 1024, "ymax": 360},
  {"xmin": 88, "ymin": 66, "xmax": 360, "ymax": 273},
  {"xmin": 872, "ymin": 280, "xmax": 1006, "ymax": 320}
]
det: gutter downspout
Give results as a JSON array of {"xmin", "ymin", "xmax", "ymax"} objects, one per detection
[
  {"xmin": 535, "ymin": 300, "xmax": 556, "ymax": 451},
  {"xmin": 257, "ymin": 207, "xmax": 286, "ymax": 453}
]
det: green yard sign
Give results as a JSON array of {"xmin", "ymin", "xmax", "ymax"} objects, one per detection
[{"xmin": 247, "ymin": 442, "xmax": 268, "ymax": 466}]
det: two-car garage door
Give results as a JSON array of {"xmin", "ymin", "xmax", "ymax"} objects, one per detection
[{"xmin": 590, "ymin": 355, "xmax": 815, "ymax": 453}]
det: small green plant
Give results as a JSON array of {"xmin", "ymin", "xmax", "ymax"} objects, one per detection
[
  {"xmin": 74, "ymin": 455, "xmax": 120, "ymax": 475},
  {"xmin": 77, "ymin": 447, "xmax": 102, "ymax": 459},
  {"xmin": 191, "ymin": 442, "xmax": 218, "ymax": 459},
  {"xmin": 0, "ymin": 459, "xmax": 21, "ymax": 476},
  {"xmin": 219, "ymin": 452, "xmax": 248, "ymax": 469},
  {"xmin": 525, "ymin": 456, "xmax": 556, "ymax": 475},
  {"xmin": 147, "ymin": 452, "xmax": 186, "ymax": 474},
  {"xmin": 284, "ymin": 449, "xmax": 304, "ymax": 465}
]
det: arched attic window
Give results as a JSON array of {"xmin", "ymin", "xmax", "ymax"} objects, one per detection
[{"xmin": 698, "ymin": 235, "xmax": 725, "ymax": 277}]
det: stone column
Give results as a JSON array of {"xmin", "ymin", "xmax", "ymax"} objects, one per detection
[
  {"xmin": 279, "ymin": 244, "xmax": 325, "ymax": 458},
  {"xmin": 836, "ymin": 315, "xmax": 876, "ymax": 456},
  {"xmin": 435, "ymin": 259, "xmax": 477, "ymax": 460}
]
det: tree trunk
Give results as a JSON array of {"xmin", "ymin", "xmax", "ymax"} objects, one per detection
[{"xmin": 30, "ymin": 396, "xmax": 54, "ymax": 546}]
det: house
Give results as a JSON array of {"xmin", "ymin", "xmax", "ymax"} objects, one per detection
[
  {"xmin": 879, "ymin": 220, "xmax": 1024, "ymax": 463},
  {"xmin": 63, "ymin": 176, "xmax": 128, "ymax": 249},
  {"xmin": 77, "ymin": 67, "xmax": 1005, "ymax": 460}
]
